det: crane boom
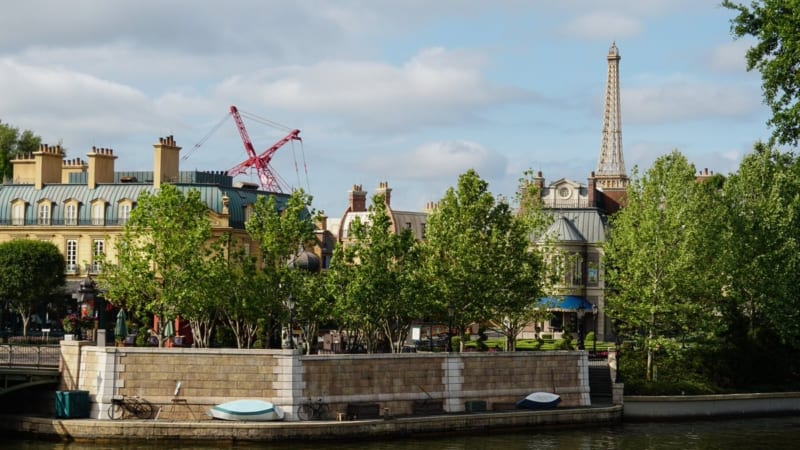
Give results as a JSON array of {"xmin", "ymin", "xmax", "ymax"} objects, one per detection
[{"xmin": 226, "ymin": 105, "xmax": 302, "ymax": 192}]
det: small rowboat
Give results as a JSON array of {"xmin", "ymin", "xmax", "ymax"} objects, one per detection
[
  {"xmin": 208, "ymin": 399, "xmax": 285, "ymax": 421},
  {"xmin": 515, "ymin": 392, "xmax": 561, "ymax": 410}
]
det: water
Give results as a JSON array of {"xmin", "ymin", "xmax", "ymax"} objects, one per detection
[{"xmin": 5, "ymin": 416, "xmax": 800, "ymax": 449}]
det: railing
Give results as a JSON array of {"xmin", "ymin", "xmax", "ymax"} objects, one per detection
[
  {"xmin": 0, "ymin": 218, "xmax": 119, "ymax": 227},
  {"xmin": 0, "ymin": 343, "xmax": 61, "ymax": 368}
]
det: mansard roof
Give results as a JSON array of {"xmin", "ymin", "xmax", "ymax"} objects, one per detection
[{"xmin": 0, "ymin": 173, "xmax": 289, "ymax": 229}]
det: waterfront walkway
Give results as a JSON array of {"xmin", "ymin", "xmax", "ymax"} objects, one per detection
[{"xmin": 1, "ymin": 405, "xmax": 622, "ymax": 443}]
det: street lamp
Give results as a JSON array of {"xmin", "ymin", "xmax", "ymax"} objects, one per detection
[
  {"xmin": 74, "ymin": 276, "xmax": 98, "ymax": 340},
  {"xmin": 592, "ymin": 304, "xmax": 599, "ymax": 353},
  {"xmin": 447, "ymin": 304, "xmax": 454, "ymax": 353},
  {"xmin": 576, "ymin": 304, "xmax": 586, "ymax": 350},
  {"xmin": 284, "ymin": 294, "xmax": 296, "ymax": 349}
]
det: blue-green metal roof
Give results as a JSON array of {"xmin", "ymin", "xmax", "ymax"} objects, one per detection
[{"xmin": 0, "ymin": 171, "xmax": 289, "ymax": 229}]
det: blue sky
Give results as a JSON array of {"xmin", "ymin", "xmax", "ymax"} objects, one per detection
[{"xmin": 0, "ymin": 1, "xmax": 770, "ymax": 215}]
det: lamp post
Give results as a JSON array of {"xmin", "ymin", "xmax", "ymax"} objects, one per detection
[
  {"xmin": 576, "ymin": 304, "xmax": 586, "ymax": 350},
  {"xmin": 74, "ymin": 276, "xmax": 97, "ymax": 340},
  {"xmin": 592, "ymin": 304, "xmax": 599, "ymax": 354},
  {"xmin": 284, "ymin": 294, "xmax": 296, "ymax": 349},
  {"xmin": 447, "ymin": 304, "xmax": 454, "ymax": 353}
]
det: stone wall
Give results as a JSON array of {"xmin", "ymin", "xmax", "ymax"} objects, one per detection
[{"xmin": 62, "ymin": 344, "xmax": 589, "ymax": 421}]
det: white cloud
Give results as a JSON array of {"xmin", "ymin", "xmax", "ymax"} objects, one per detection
[
  {"xmin": 562, "ymin": 12, "xmax": 643, "ymax": 39},
  {"xmin": 215, "ymin": 48, "xmax": 537, "ymax": 134},
  {"xmin": 623, "ymin": 80, "xmax": 762, "ymax": 124},
  {"xmin": 363, "ymin": 140, "xmax": 507, "ymax": 180},
  {"xmin": 708, "ymin": 40, "xmax": 752, "ymax": 73}
]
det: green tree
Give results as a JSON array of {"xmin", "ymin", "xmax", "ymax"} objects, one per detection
[
  {"xmin": 246, "ymin": 189, "xmax": 320, "ymax": 349},
  {"xmin": 424, "ymin": 169, "xmax": 544, "ymax": 351},
  {"xmin": 0, "ymin": 240, "xmax": 65, "ymax": 336},
  {"xmin": 604, "ymin": 151, "xmax": 721, "ymax": 382},
  {"xmin": 719, "ymin": 144, "xmax": 800, "ymax": 347},
  {"xmin": 100, "ymin": 185, "xmax": 218, "ymax": 347},
  {"xmin": 0, "ymin": 121, "xmax": 41, "ymax": 181},
  {"xmin": 328, "ymin": 194, "xmax": 423, "ymax": 353},
  {"xmin": 724, "ymin": 0, "xmax": 800, "ymax": 146},
  {"xmin": 486, "ymin": 171, "xmax": 550, "ymax": 351}
]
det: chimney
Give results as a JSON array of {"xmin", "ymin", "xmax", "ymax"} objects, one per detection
[
  {"xmin": 62, "ymin": 157, "xmax": 88, "ymax": 183},
  {"xmin": 316, "ymin": 211, "xmax": 328, "ymax": 231},
  {"xmin": 10, "ymin": 152, "xmax": 35, "ymax": 185},
  {"xmin": 33, "ymin": 144, "xmax": 65, "ymax": 190},
  {"xmin": 374, "ymin": 181, "xmax": 392, "ymax": 208},
  {"xmin": 348, "ymin": 184, "xmax": 367, "ymax": 212},
  {"xmin": 588, "ymin": 171, "xmax": 597, "ymax": 207},
  {"xmin": 423, "ymin": 201, "xmax": 438, "ymax": 213},
  {"xmin": 534, "ymin": 171, "xmax": 545, "ymax": 190},
  {"xmin": 87, "ymin": 147, "xmax": 117, "ymax": 189},
  {"xmin": 153, "ymin": 135, "xmax": 181, "ymax": 189}
]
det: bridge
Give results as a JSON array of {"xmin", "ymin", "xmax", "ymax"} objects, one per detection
[{"xmin": 0, "ymin": 343, "xmax": 60, "ymax": 396}]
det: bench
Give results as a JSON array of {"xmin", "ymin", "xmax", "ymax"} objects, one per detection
[{"xmin": 346, "ymin": 403, "xmax": 380, "ymax": 420}]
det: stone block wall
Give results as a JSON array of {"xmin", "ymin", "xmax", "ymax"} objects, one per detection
[{"xmin": 64, "ymin": 344, "xmax": 589, "ymax": 421}]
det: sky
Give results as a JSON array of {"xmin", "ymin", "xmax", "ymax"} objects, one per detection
[{"xmin": 0, "ymin": 0, "xmax": 771, "ymax": 215}]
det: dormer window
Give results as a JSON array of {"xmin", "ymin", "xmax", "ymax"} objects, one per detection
[
  {"xmin": 12, "ymin": 201, "xmax": 26, "ymax": 226},
  {"xmin": 37, "ymin": 201, "xmax": 52, "ymax": 225},
  {"xmin": 65, "ymin": 204, "xmax": 77, "ymax": 226},
  {"xmin": 118, "ymin": 200, "xmax": 133, "ymax": 225},
  {"xmin": 91, "ymin": 200, "xmax": 106, "ymax": 226}
]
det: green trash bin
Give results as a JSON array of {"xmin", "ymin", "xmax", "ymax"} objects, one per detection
[{"xmin": 55, "ymin": 390, "xmax": 90, "ymax": 419}]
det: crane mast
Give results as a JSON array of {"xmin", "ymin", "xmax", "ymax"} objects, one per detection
[{"xmin": 227, "ymin": 105, "xmax": 301, "ymax": 192}]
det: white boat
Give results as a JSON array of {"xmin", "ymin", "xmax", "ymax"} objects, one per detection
[
  {"xmin": 208, "ymin": 399, "xmax": 285, "ymax": 421},
  {"xmin": 515, "ymin": 392, "xmax": 561, "ymax": 410}
]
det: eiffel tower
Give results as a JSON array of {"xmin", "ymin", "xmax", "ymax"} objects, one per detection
[{"xmin": 595, "ymin": 42, "xmax": 628, "ymax": 190}]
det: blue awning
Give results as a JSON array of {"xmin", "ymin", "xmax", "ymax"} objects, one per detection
[{"xmin": 537, "ymin": 296, "xmax": 594, "ymax": 311}]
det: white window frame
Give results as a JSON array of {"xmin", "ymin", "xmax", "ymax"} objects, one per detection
[
  {"xmin": 91, "ymin": 239, "xmax": 104, "ymax": 273},
  {"xmin": 66, "ymin": 239, "xmax": 78, "ymax": 274},
  {"xmin": 12, "ymin": 203, "xmax": 24, "ymax": 226},
  {"xmin": 65, "ymin": 203, "xmax": 77, "ymax": 226},
  {"xmin": 38, "ymin": 203, "xmax": 51, "ymax": 225}
]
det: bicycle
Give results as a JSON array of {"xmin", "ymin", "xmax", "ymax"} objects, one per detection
[
  {"xmin": 107, "ymin": 395, "xmax": 154, "ymax": 420},
  {"xmin": 297, "ymin": 397, "xmax": 330, "ymax": 420}
]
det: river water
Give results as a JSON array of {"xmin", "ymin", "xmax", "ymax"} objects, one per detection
[{"xmin": 6, "ymin": 416, "xmax": 800, "ymax": 449}]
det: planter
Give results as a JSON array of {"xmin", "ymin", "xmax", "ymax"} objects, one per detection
[{"xmin": 64, "ymin": 334, "xmax": 75, "ymax": 341}]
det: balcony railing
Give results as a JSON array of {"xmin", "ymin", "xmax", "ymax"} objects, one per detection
[{"xmin": 0, "ymin": 218, "xmax": 119, "ymax": 227}]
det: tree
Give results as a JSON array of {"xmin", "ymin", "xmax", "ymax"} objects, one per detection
[
  {"xmin": 328, "ymin": 194, "xmax": 423, "ymax": 353},
  {"xmin": 604, "ymin": 151, "xmax": 722, "ymax": 382},
  {"xmin": 724, "ymin": 0, "xmax": 800, "ymax": 146},
  {"xmin": 246, "ymin": 189, "xmax": 321, "ymax": 350},
  {"xmin": 486, "ymin": 171, "xmax": 550, "ymax": 351},
  {"xmin": 719, "ymin": 144, "xmax": 800, "ymax": 347},
  {"xmin": 424, "ymin": 169, "xmax": 545, "ymax": 351},
  {"xmin": 0, "ymin": 120, "xmax": 41, "ymax": 181},
  {"xmin": 100, "ymin": 185, "xmax": 218, "ymax": 346},
  {"xmin": 0, "ymin": 240, "xmax": 65, "ymax": 336}
]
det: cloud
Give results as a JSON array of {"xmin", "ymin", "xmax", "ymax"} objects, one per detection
[
  {"xmin": 562, "ymin": 12, "xmax": 643, "ymax": 39},
  {"xmin": 215, "ymin": 47, "xmax": 538, "ymax": 134},
  {"xmin": 623, "ymin": 80, "xmax": 762, "ymax": 124},
  {"xmin": 708, "ymin": 40, "xmax": 752, "ymax": 73},
  {"xmin": 363, "ymin": 140, "xmax": 507, "ymax": 180}
]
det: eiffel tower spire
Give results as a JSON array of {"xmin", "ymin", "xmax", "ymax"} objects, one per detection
[{"xmin": 596, "ymin": 42, "xmax": 628, "ymax": 190}]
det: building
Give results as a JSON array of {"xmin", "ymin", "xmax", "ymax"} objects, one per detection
[
  {"xmin": 531, "ymin": 43, "xmax": 630, "ymax": 342},
  {"xmin": 325, "ymin": 182, "xmax": 429, "ymax": 248},
  {"xmin": 0, "ymin": 135, "xmax": 290, "ymax": 327}
]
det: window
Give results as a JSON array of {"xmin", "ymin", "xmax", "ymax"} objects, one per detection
[
  {"xmin": 118, "ymin": 203, "xmax": 130, "ymax": 225},
  {"xmin": 66, "ymin": 240, "xmax": 78, "ymax": 273},
  {"xmin": 420, "ymin": 223, "xmax": 426, "ymax": 239},
  {"xmin": 91, "ymin": 239, "xmax": 104, "ymax": 273},
  {"xmin": 12, "ymin": 203, "xmax": 24, "ymax": 225},
  {"xmin": 92, "ymin": 203, "xmax": 105, "ymax": 225},
  {"xmin": 38, "ymin": 203, "xmax": 51, "ymax": 225},
  {"xmin": 405, "ymin": 222, "xmax": 412, "ymax": 229},
  {"xmin": 65, "ymin": 204, "xmax": 77, "ymax": 226}
]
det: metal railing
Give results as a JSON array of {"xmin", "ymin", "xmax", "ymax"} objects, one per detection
[{"xmin": 0, "ymin": 343, "xmax": 61, "ymax": 368}]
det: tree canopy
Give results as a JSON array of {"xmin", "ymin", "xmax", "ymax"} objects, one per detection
[
  {"xmin": 724, "ymin": 0, "xmax": 800, "ymax": 146},
  {"xmin": 100, "ymin": 185, "xmax": 218, "ymax": 346},
  {"xmin": 0, "ymin": 240, "xmax": 65, "ymax": 336},
  {"xmin": 0, "ymin": 120, "xmax": 41, "ymax": 181}
]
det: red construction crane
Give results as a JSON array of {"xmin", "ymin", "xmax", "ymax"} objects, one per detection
[{"xmin": 226, "ymin": 105, "xmax": 301, "ymax": 192}]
